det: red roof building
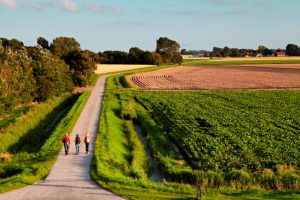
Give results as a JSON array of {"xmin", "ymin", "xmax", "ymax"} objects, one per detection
[{"xmin": 275, "ymin": 52, "xmax": 285, "ymax": 57}]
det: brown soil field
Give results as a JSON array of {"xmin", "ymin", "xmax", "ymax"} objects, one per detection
[{"xmin": 129, "ymin": 64, "xmax": 300, "ymax": 90}]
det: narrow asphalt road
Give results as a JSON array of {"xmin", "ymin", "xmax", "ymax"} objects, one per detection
[{"xmin": 0, "ymin": 76, "xmax": 124, "ymax": 200}]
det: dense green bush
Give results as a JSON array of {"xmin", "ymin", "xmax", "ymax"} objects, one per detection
[{"xmin": 0, "ymin": 37, "xmax": 96, "ymax": 115}]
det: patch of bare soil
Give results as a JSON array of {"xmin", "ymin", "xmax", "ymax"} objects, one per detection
[
  {"xmin": 73, "ymin": 86, "xmax": 94, "ymax": 93},
  {"xmin": 129, "ymin": 64, "xmax": 300, "ymax": 90}
]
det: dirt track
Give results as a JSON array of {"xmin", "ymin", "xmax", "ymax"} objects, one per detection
[{"xmin": 130, "ymin": 64, "xmax": 300, "ymax": 90}]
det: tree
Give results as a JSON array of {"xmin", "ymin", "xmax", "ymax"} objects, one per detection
[
  {"xmin": 212, "ymin": 47, "xmax": 222, "ymax": 57},
  {"xmin": 50, "ymin": 37, "xmax": 80, "ymax": 58},
  {"xmin": 64, "ymin": 50, "xmax": 96, "ymax": 86},
  {"xmin": 103, "ymin": 51, "xmax": 129, "ymax": 64},
  {"xmin": 0, "ymin": 46, "xmax": 35, "ymax": 112},
  {"xmin": 181, "ymin": 49, "xmax": 187, "ymax": 55},
  {"xmin": 150, "ymin": 52, "xmax": 163, "ymax": 65},
  {"xmin": 286, "ymin": 44, "xmax": 299, "ymax": 56},
  {"xmin": 156, "ymin": 37, "xmax": 182, "ymax": 64},
  {"xmin": 0, "ymin": 38, "xmax": 24, "ymax": 50},
  {"xmin": 37, "ymin": 37, "xmax": 49, "ymax": 49},
  {"xmin": 222, "ymin": 46, "xmax": 231, "ymax": 57},
  {"xmin": 257, "ymin": 45, "xmax": 268, "ymax": 54},
  {"xmin": 28, "ymin": 47, "xmax": 73, "ymax": 101},
  {"xmin": 128, "ymin": 47, "xmax": 144, "ymax": 64}
]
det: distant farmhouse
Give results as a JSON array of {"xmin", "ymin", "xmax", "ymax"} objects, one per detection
[{"xmin": 275, "ymin": 51, "xmax": 285, "ymax": 57}]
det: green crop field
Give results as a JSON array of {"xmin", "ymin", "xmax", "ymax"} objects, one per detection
[
  {"xmin": 91, "ymin": 71, "xmax": 300, "ymax": 199},
  {"xmin": 135, "ymin": 91, "xmax": 300, "ymax": 171}
]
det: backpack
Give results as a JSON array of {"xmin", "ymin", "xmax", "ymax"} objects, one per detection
[{"xmin": 75, "ymin": 136, "xmax": 81, "ymax": 144}]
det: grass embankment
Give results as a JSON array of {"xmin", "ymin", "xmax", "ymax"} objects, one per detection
[
  {"xmin": 0, "ymin": 107, "xmax": 31, "ymax": 129},
  {"xmin": 91, "ymin": 73, "xmax": 196, "ymax": 199},
  {"xmin": 183, "ymin": 58, "xmax": 300, "ymax": 66},
  {"xmin": 89, "ymin": 73, "xmax": 101, "ymax": 86},
  {"xmin": 0, "ymin": 92, "xmax": 91, "ymax": 194},
  {"xmin": 91, "ymin": 71, "xmax": 300, "ymax": 199}
]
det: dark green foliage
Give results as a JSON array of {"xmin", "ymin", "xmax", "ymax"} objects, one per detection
[
  {"xmin": 37, "ymin": 37, "xmax": 49, "ymax": 49},
  {"xmin": 286, "ymin": 44, "xmax": 300, "ymax": 56},
  {"xmin": 0, "ymin": 38, "xmax": 24, "ymax": 50},
  {"xmin": 0, "ymin": 46, "xmax": 35, "ymax": 113},
  {"xmin": 129, "ymin": 47, "xmax": 144, "ymax": 64},
  {"xmin": 149, "ymin": 52, "xmax": 163, "ymax": 65},
  {"xmin": 28, "ymin": 47, "xmax": 74, "ymax": 101},
  {"xmin": 98, "ymin": 38, "xmax": 179, "ymax": 65},
  {"xmin": 213, "ymin": 46, "xmax": 261, "ymax": 57},
  {"xmin": 0, "ymin": 164, "xmax": 24, "ymax": 178},
  {"xmin": 156, "ymin": 37, "xmax": 182, "ymax": 64},
  {"xmin": 103, "ymin": 50, "xmax": 129, "ymax": 64},
  {"xmin": 64, "ymin": 50, "xmax": 96, "ymax": 86},
  {"xmin": 136, "ymin": 91, "xmax": 300, "ymax": 171},
  {"xmin": 50, "ymin": 37, "xmax": 80, "ymax": 58},
  {"xmin": 0, "ymin": 36, "xmax": 95, "ymax": 116}
]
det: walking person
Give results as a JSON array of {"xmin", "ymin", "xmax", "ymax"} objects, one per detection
[
  {"xmin": 75, "ymin": 134, "xmax": 81, "ymax": 155},
  {"xmin": 84, "ymin": 132, "xmax": 91, "ymax": 154},
  {"xmin": 62, "ymin": 133, "xmax": 71, "ymax": 155}
]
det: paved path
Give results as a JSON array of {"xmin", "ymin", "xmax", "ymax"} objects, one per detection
[{"xmin": 0, "ymin": 76, "xmax": 124, "ymax": 200}]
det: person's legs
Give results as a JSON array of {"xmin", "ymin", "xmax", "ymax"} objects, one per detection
[
  {"xmin": 64, "ymin": 143, "xmax": 68, "ymax": 155},
  {"xmin": 66, "ymin": 144, "xmax": 70, "ymax": 155},
  {"xmin": 86, "ymin": 143, "xmax": 90, "ymax": 154},
  {"xmin": 76, "ymin": 144, "xmax": 80, "ymax": 154}
]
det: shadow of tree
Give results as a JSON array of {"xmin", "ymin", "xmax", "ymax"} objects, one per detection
[{"xmin": 8, "ymin": 95, "xmax": 79, "ymax": 154}]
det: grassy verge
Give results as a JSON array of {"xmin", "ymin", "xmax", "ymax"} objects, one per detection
[
  {"xmin": 91, "ymin": 71, "xmax": 300, "ymax": 199},
  {"xmin": 0, "ymin": 92, "xmax": 91, "ymax": 194},
  {"xmin": 0, "ymin": 106, "xmax": 32, "ymax": 129},
  {"xmin": 91, "ymin": 75, "xmax": 196, "ymax": 199},
  {"xmin": 183, "ymin": 59, "xmax": 300, "ymax": 66},
  {"xmin": 89, "ymin": 73, "xmax": 101, "ymax": 86}
]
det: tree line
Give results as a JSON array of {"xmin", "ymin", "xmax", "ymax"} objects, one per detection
[
  {"xmin": 0, "ymin": 36, "xmax": 182, "ymax": 114},
  {"xmin": 96, "ymin": 37, "xmax": 182, "ymax": 65},
  {"xmin": 0, "ymin": 36, "xmax": 96, "ymax": 114},
  {"xmin": 184, "ymin": 44, "xmax": 300, "ymax": 58}
]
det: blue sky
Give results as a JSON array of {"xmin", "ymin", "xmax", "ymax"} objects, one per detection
[{"xmin": 0, "ymin": 0, "xmax": 300, "ymax": 52}]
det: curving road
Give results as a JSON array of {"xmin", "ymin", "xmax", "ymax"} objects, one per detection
[{"xmin": 0, "ymin": 76, "xmax": 124, "ymax": 200}]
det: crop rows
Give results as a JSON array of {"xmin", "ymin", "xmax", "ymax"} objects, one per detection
[{"xmin": 135, "ymin": 91, "xmax": 300, "ymax": 171}]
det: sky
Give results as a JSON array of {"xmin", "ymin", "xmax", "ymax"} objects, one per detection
[{"xmin": 0, "ymin": 0, "xmax": 300, "ymax": 52}]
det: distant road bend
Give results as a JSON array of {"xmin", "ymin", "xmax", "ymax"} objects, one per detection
[{"xmin": 0, "ymin": 76, "xmax": 124, "ymax": 200}]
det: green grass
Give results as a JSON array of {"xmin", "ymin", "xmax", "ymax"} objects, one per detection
[
  {"xmin": 135, "ymin": 90, "xmax": 300, "ymax": 189},
  {"xmin": 0, "ymin": 106, "xmax": 31, "ymax": 129},
  {"xmin": 183, "ymin": 59, "xmax": 300, "ymax": 66},
  {"xmin": 91, "ymin": 71, "xmax": 300, "ymax": 199},
  {"xmin": 0, "ymin": 92, "xmax": 91, "ymax": 194},
  {"xmin": 89, "ymin": 73, "xmax": 101, "ymax": 86}
]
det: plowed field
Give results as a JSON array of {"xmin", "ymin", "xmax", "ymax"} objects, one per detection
[{"xmin": 129, "ymin": 64, "xmax": 300, "ymax": 90}]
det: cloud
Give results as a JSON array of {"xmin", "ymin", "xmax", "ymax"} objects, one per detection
[
  {"xmin": 60, "ymin": 0, "xmax": 79, "ymax": 12},
  {"xmin": 19, "ymin": 2, "xmax": 50, "ymax": 11},
  {"xmin": 112, "ymin": 5, "xmax": 122, "ymax": 14},
  {"xmin": 0, "ymin": 0, "xmax": 18, "ymax": 8},
  {"xmin": 85, "ymin": 3, "xmax": 104, "ymax": 13}
]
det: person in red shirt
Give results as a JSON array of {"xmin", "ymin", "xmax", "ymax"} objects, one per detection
[
  {"xmin": 84, "ymin": 132, "xmax": 91, "ymax": 154},
  {"xmin": 62, "ymin": 133, "xmax": 71, "ymax": 155}
]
